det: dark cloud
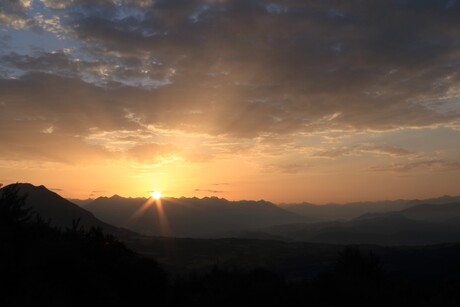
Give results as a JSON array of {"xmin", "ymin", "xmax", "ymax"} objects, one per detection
[
  {"xmin": 1, "ymin": 52, "xmax": 81, "ymax": 77},
  {"xmin": 88, "ymin": 190, "xmax": 106, "ymax": 198},
  {"xmin": 61, "ymin": 0, "xmax": 460, "ymax": 135},
  {"xmin": 0, "ymin": 1, "xmax": 34, "ymax": 29},
  {"xmin": 0, "ymin": 51, "xmax": 172, "ymax": 88},
  {"xmin": 195, "ymin": 188, "xmax": 224, "ymax": 194}
]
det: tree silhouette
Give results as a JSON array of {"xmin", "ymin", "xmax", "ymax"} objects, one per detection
[
  {"xmin": 335, "ymin": 247, "xmax": 384, "ymax": 282},
  {"xmin": 0, "ymin": 183, "xmax": 31, "ymax": 227}
]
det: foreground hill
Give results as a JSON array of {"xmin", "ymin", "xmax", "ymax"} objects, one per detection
[
  {"xmin": 1, "ymin": 183, "xmax": 133, "ymax": 237},
  {"xmin": 124, "ymin": 235, "xmax": 460, "ymax": 282},
  {"xmin": 84, "ymin": 195, "xmax": 309, "ymax": 237}
]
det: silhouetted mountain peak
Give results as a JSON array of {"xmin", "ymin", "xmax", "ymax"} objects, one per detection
[
  {"xmin": 12, "ymin": 183, "xmax": 61, "ymax": 199},
  {"xmin": 10, "ymin": 182, "xmax": 44, "ymax": 191},
  {"xmin": 1, "ymin": 183, "xmax": 133, "ymax": 237}
]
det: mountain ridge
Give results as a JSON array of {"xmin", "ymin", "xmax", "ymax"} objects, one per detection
[
  {"xmin": 82, "ymin": 194, "xmax": 309, "ymax": 237},
  {"xmin": 231, "ymin": 202, "xmax": 460, "ymax": 245},
  {"xmin": 280, "ymin": 196, "xmax": 460, "ymax": 220},
  {"xmin": 0, "ymin": 183, "xmax": 135, "ymax": 237}
]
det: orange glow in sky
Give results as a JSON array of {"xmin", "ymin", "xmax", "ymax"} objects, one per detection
[{"xmin": 1, "ymin": 1, "xmax": 460, "ymax": 204}]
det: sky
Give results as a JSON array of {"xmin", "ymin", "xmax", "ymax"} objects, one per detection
[{"xmin": 1, "ymin": 0, "xmax": 460, "ymax": 203}]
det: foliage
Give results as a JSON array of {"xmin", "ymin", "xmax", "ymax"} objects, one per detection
[{"xmin": 0, "ymin": 183, "xmax": 31, "ymax": 226}]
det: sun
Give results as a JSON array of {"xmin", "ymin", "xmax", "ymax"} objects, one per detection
[{"xmin": 151, "ymin": 190, "xmax": 162, "ymax": 200}]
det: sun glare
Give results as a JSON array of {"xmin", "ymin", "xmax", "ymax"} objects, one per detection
[{"xmin": 152, "ymin": 190, "xmax": 162, "ymax": 199}]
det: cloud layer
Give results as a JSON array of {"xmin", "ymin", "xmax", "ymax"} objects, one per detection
[{"xmin": 1, "ymin": 0, "xmax": 460, "ymax": 200}]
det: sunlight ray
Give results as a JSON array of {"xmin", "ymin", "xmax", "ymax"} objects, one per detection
[
  {"xmin": 154, "ymin": 198, "xmax": 171, "ymax": 236},
  {"xmin": 128, "ymin": 197, "xmax": 155, "ymax": 223},
  {"xmin": 127, "ymin": 197, "xmax": 171, "ymax": 236}
]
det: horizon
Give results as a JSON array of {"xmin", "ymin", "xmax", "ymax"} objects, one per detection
[
  {"xmin": 2, "ymin": 176, "xmax": 459, "ymax": 203},
  {"xmin": 3, "ymin": 181, "xmax": 460, "ymax": 206},
  {"xmin": 1, "ymin": 1, "xmax": 460, "ymax": 203}
]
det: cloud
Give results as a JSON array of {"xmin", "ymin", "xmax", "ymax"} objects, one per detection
[
  {"xmin": 54, "ymin": 0, "xmax": 460, "ymax": 136},
  {"xmin": 124, "ymin": 142, "xmax": 178, "ymax": 162},
  {"xmin": 0, "ymin": 51, "xmax": 172, "ymax": 88},
  {"xmin": 312, "ymin": 147, "xmax": 357, "ymax": 159},
  {"xmin": 1, "ymin": 0, "xmax": 32, "ymax": 11},
  {"xmin": 195, "ymin": 188, "xmax": 224, "ymax": 194},
  {"xmin": 312, "ymin": 144, "xmax": 414, "ymax": 158},
  {"xmin": 89, "ymin": 190, "xmax": 107, "ymax": 197},
  {"xmin": 263, "ymin": 162, "xmax": 312, "ymax": 174},
  {"xmin": 0, "ymin": 73, "xmax": 140, "ymax": 135},
  {"xmin": 0, "ymin": 11, "xmax": 31, "ymax": 29},
  {"xmin": 0, "ymin": 74, "xmax": 125, "ymax": 163},
  {"xmin": 1, "ymin": 0, "xmax": 460, "ymax": 166},
  {"xmin": 0, "ymin": 1, "xmax": 36, "ymax": 30},
  {"xmin": 361, "ymin": 146, "xmax": 414, "ymax": 157},
  {"xmin": 371, "ymin": 159, "xmax": 460, "ymax": 173},
  {"xmin": 33, "ymin": 13, "xmax": 69, "ymax": 38},
  {"xmin": 0, "ymin": 131, "xmax": 112, "ymax": 164}
]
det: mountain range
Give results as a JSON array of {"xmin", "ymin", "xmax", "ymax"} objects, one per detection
[
  {"xmin": 78, "ymin": 189, "xmax": 460, "ymax": 244},
  {"xmin": 280, "ymin": 195, "xmax": 460, "ymax": 220},
  {"xmin": 234, "ymin": 202, "xmax": 460, "ymax": 245},
  {"xmin": 3, "ymin": 183, "xmax": 460, "ymax": 245},
  {"xmin": 83, "ymin": 195, "xmax": 308, "ymax": 237}
]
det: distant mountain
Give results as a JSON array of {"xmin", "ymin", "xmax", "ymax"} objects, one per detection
[
  {"xmin": 405, "ymin": 195, "xmax": 460, "ymax": 207},
  {"xmin": 235, "ymin": 213, "xmax": 460, "ymax": 245},
  {"xmin": 67, "ymin": 198, "xmax": 94, "ymax": 207},
  {"xmin": 83, "ymin": 195, "xmax": 309, "ymax": 237},
  {"xmin": 232, "ymin": 202, "xmax": 460, "ymax": 245},
  {"xmin": 358, "ymin": 202, "xmax": 460, "ymax": 223},
  {"xmin": 281, "ymin": 196, "xmax": 460, "ymax": 221},
  {"xmin": 280, "ymin": 200, "xmax": 410, "ymax": 220},
  {"xmin": 1, "ymin": 183, "xmax": 133, "ymax": 237},
  {"xmin": 398, "ymin": 202, "xmax": 460, "ymax": 223}
]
